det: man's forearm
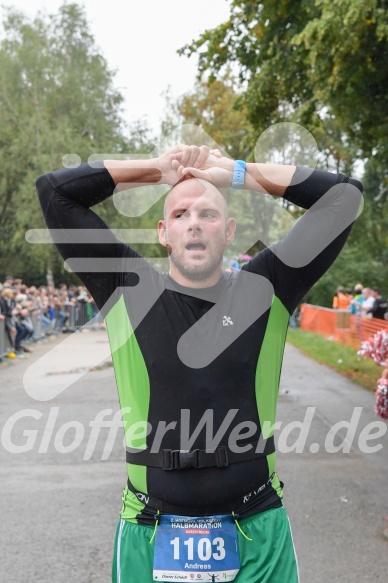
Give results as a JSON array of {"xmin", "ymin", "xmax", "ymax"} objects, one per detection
[
  {"xmin": 37, "ymin": 144, "xmax": 188, "ymax": 212},
  {"xmin": 178, "ymin": 154, "xmax": 362, "ymax": 207},
  {"xmin": 106, "ymin": 144, "xmax": 214, "ymax": 188},
  {"xmin": 245, "ymin": 163, "xmax": 297, "ymax": 197},
  {"xmin": 185, "ymin": 154, "xmax": 363, "ymax": 207},
  {"xmin": 185, "ymin": 155, "xmax": 297, "ymax": 195},
  {"xmin": 103, "ymin": 158, "xmax": 163, "ymax": 188}
]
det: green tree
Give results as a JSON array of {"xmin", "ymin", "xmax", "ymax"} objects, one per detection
[
  {"xmin": 180, "ymin": 0, "xmax": 388, "ymax": 162},
  {"xmin": 0, "ymin": 3, "xmax": 130, "ymax": 283},
  {"xmin": 178, "ymin": 1, "xmax": 388, "ymax": 304},
  {"xmin": 299, "ymin": 153, "xmax": 388, "ymax": 307},
  {"xmin": 175, "ymin": 71, "xmax": 250, "ymax": 159},
  {"xmin": 356, "ymin": 155, "xmax": 388, "ymax": 263}
]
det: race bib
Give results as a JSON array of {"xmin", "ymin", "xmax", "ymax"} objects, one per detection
[{"xmin": 153, "ymin": 514, "xmax": 240, "ymax": 582}]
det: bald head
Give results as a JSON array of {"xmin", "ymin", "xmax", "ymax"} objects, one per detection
[
  {"xmin": 158, "ymin": 177, "xmax": 236, "ymax": 287},
  {"xmin": 163, "ymin": 178, "xmax": 228, "ymax": 222}
]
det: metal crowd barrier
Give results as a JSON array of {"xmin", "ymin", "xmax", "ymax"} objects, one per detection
[
  {"xmin": 0, "ymin": 302, "xmax": 103, "ymax": 362},
  {"xmin": 0, "ymin": 318, "xmax": 7, "ymax": 359},
  {"xmin": 31, "ymin": 303, "xmax": 101, "ymax": 334},
  {"xmin": 31, "ymin": 312, "xmax": 43, "ymax": 340},
  {"xmin": 65, "ymin": 303, "xmax": 101, "ymax": 330}
]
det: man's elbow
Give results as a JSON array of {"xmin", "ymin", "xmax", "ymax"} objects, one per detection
[
  {"xmin": 35, "ymin": 173, "xmax": 49, "ymax": 195},
  {"xmin": 348, "ymin": 177, "xmax": 363, "ymax": 193},
  {"xmin": 35, "ymin": 173, "xmax": 55, "ymax": 216}
]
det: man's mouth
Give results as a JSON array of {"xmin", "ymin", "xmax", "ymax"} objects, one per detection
[{"xmin": 186, "ymin": 242, "xmax": 207, "ymax": 251}]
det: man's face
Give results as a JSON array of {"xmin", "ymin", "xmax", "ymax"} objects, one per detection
[{"xmin": 158, "ymin": 179, "xmax": 235, "ymax": 285}]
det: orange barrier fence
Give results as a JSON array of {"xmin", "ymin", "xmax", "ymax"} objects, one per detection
[{"xmin": 300, "ymin": 304, "xmax": 388, "ymax": 350}]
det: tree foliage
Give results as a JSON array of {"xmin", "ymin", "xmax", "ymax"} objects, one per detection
[
  {"xmin": 178, "ymin": 0, "xmax": 388, "ymax": 304},
  {"xmin": 180, "ymin": 0, "xmax": 388, "ymax": 161},
  {"xmin": 1, "ymin": 1, "xmax": 386, "ymax": 303},
  {"xmin": 0, "ymin": 3, "xmax": 130, "ymax": 283}
]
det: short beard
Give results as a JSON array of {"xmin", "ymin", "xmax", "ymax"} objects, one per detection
[{"xmin": 170, "ymin": 252, "xmax": 223, "ymax": 282}]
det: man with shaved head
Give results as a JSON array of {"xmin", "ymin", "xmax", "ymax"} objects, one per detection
[
  {"xmin": 160, "ymin": 179, "xmax": 234, "ymax": 286},
  {"xmin": 37, "ymin": 143, "xmax": 362, "ymax": 583}
]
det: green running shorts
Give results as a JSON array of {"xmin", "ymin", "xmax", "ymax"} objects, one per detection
[{"xmin": 112, "ymin": 506, "xmax": 299, "ymax": 583}]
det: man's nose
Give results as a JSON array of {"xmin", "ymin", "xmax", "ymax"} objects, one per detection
[{"xmin": 187, "ymin": 214, "xmax": 202, "ymax": 231}]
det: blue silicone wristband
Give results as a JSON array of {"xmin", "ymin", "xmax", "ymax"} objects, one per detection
[{"xmin": 232, "ymin": 160, "xmax": 246, "ymax": 189}]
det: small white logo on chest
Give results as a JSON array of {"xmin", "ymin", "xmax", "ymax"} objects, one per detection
[{"xmin": 222, "ymin": 315, "xmax": 233, "ymax": 326}]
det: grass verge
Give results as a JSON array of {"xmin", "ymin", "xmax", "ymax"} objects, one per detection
[{"xmin": 286, "ymin": 328, "xmax": 381, "ymax": 392}]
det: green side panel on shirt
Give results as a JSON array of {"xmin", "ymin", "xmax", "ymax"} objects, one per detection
[
  {"xmin": 255, "ymin": 296, "xmax": 289, "ymax": 479},
  {"xmin": 105, "ymin": 295, "xmax": 150, "ymax": 498}
]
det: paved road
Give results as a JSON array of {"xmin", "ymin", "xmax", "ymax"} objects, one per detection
[{"xmin": 0, "ymin": 330, "xmax": 387, "ymax": 582}]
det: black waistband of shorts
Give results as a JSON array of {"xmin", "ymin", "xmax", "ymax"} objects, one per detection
[{"xmin": 126, "ymin": 471, "xmax": 282, "ymax": 519}]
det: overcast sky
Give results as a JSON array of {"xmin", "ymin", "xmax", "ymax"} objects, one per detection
[{"xmin": 0, "ymin": 0, "xmax": 231, "ymax": 133}]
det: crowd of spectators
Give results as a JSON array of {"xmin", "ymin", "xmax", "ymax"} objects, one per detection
[
  {"xmin": 0, "ymin": 275, "xmax": 99, "ymax": 360},
  {"xmin": 2, "ymin": 275, "xmax": 385, "ymax": 361},
  {"xmin": 332, "ymin": 283, "xmax": 388, "ymax": 320}
]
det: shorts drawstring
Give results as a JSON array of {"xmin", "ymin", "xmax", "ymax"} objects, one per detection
[
  {"xmin": 232, "ymin": 511, "xmax": 252, "ymax": 541},
  {"xmin": 150, "ymin": 510, "xmax": 160, "ymax": 544},
  {"xmin": 150, "ymin": 510, "xmax": 252, "ymax": 543}
]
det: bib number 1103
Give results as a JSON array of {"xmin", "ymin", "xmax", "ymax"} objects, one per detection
[{"xmin": 170, "ymin": 536, "xmax": 226, "ymax": 562}]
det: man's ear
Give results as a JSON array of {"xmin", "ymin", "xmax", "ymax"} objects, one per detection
[
  {"xmin": 158, "ymin": 219, "xmax": 167, "ymax": 247},
  {"xmin": 226, "ymin": 217, "xmax": 236, "ymax": 245}
]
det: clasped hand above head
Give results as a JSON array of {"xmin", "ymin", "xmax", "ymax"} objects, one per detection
[
  {"xmin": 162, "ymin": 144, "xmax": 234, "ymax": 188},
  {"xmin": 103, "ymin": 144, "xmax": 235, "ymax": 190},
  {"xmin": 105, "ymin": 143, "xmax": 292, "ymax": 196},
  {"xmin": 164, "ymin": 143, "xmax": 282, "ymax": 194}
]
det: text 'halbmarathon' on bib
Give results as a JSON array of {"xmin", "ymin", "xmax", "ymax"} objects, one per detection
[{"xmin": 153, "ymin": 514, "xmax": 240, "ymax": 581}]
